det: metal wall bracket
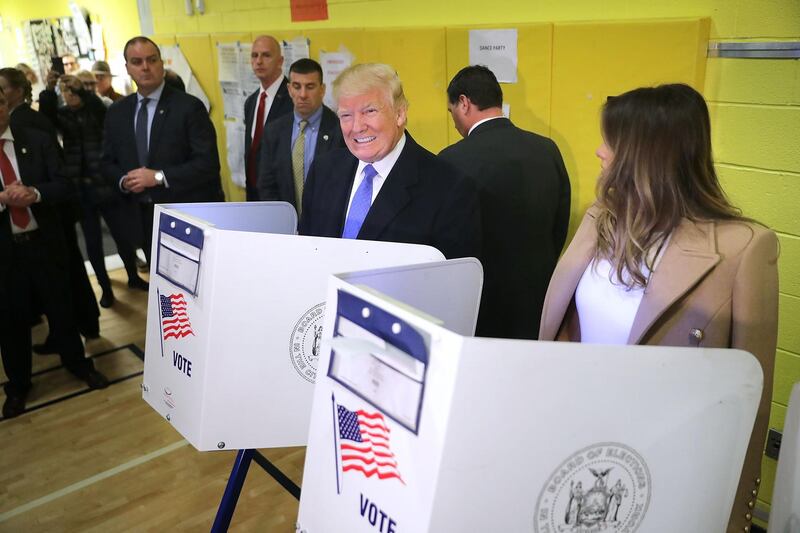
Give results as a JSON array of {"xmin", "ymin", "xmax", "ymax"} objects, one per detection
[
  {"xmin": 765, "ymin": 427, "xmax": 782, "ymax": 460},
  {"xmin": 708, "ymin": 41, "xmax": 800, "ymax": 59}
]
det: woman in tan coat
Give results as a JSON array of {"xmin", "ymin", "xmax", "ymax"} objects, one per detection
[{"xmin": 539, "ymin": 83, "xmax": 778, "ymax": 533}]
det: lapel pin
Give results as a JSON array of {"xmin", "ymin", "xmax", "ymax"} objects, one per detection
[
  {"xmin": 21, "ymin": 147, "xmax": 27, "ymax": 154},
  {"xmin": 159, "ymin": 109, "xmax": 165, "ymax": 115},
  {"xmin": 323, "ymin": 134, "xmax": 329, "ymax": 141}
]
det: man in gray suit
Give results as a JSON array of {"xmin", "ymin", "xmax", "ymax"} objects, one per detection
[
  {"xmin": 439, "ymin": 65, "xmax": 571, "ymax": 340},
  {"xmin": 257, "ymin": 58, "xmax": 343, "ymax": 211}
]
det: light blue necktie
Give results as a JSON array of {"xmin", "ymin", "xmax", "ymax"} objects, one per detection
[{"xmin": 342, "ymin": 164, "xmax": 378, "ymax": 239}]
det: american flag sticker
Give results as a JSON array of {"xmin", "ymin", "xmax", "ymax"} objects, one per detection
[
  {"xmin": 336, "ymin": 403, "xmax": 404, "ymax": 483},
  {"xmin": 160, "ymin": 293, "xmax": 195, "ymax": 340}
]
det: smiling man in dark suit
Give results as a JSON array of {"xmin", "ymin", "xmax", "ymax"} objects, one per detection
[
  {"xmin": 0, "ymin": 87, "xmax": 108, "ymax": 419},
  {"xmin": 257, "ymin": 58, "xmax": 342, "ymax": 211},
  {"xmin": 244, "ymin": 35, "xmax": 293, "ymax": 201},
  {"xmin": 101, "ymin": 36, "xmax": 224, "ymax": 263},
  {"xmin": 439, "ymin": 65, "xmax": 571, "ymax": 339},
  {"xmin": 299, "ymin": 63, "xmax": 480, "ymax": 260}
]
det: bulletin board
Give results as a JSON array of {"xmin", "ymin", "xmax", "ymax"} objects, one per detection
[{"xmin": 211, "ymin": 32, "xmax": 253, "ymax": 203}]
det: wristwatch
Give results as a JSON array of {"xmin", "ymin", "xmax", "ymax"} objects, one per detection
[{"xmin": 154, "ymin": 170, "xmax": 165, "ymax": 186}]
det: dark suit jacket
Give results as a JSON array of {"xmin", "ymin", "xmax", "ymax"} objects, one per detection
[
  {"xmin": 100, "ymin": 84, "xmax": 223, "ymax": 204},
  {"xmin": 244, "ymin": 79, "xmax": 293, "ymax": 183},
  {"xmin": 439, "ymin": 118, "xmax": 571, "ymax": 339},
  {"xmin": 256, "ymin": 105, "xmax": 343, "ymax": 206},
  {"xmin": 0, "ymin": 126, "xmax": 73, "ymax": 284},
  {"xmin": 300, "ymin": 133, "xmax": 481, "ymax": 260},
  {"xmin": 10, "ymin": 104, "xmax": 58, "ymax": 146}
]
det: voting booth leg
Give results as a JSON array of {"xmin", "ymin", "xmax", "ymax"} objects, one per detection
[
  {"xmin": 211, "ymin": 449, "xmax": 254, "ymax": 532},
  {"xmin": 212, "ymin": 449, "xmax": 302, "ymax": 532}
]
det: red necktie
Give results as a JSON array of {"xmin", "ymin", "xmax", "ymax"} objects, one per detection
[
  {"xmin": 247, "ymin": 91, "xmax": 267, "ymax": 188},
  {"xmin": 0, "ymin": 139, "xmax": 32, "ymax": 230}
]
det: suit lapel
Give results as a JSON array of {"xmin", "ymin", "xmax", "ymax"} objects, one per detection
[
  {"xmin": 627, "ymin": 219, "xmax": 720, "ymax": 344},
  {"xmin": 279, "ymin": 117, "xmax": 297, "ymax": 205},
  {"xmin": 315, "ymin": 108, "xmax": 337, "ymax": 154},
  {"xmin": 327, "ymin": 152, "xmax": 359, "ymax": 234},
  {"xmin": 270, "ymin": 81, "xmax": 289, "ymax": 119},
  {"xmin": 539, "ymin": 215, "xmax": 597, "ymax": 340},
  {"xmin": 11, "ymin": 131, "xmax": 35, "ymax": 186},
  {"xmin": 358, "ymin": 136, "xmax": 416, "ymax": 240},
  {"xmin": 244, "ymin": 89, "xmax": 257, "ymax": 147},
  {"xmin": 120, "ymin": 96, "xmax": 137, "ymax": 159},
  {"xmin": 148, "ymin": 88, "xmax": 172, "ymax": 162}
]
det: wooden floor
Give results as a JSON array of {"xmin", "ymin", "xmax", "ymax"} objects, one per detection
[{"xmin": 0, "ymin": 269, "xmax": 304, "ymax": 532}]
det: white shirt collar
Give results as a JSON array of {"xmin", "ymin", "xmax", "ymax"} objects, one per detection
[
  {"xmin": 356, "ymin": 132, "xmax": 407, "ymax": 179},
  {"xmin": 261, "ymin": 75, "xmax": 284, "ymax": 98},
  {"xmin": 138, "ymin": 81, "xmax": 165, "ymax": 103},
  {"xmin": 468, "ymin": 115, "xmax": 504, "ymax": 136},
  {"xmin": 0, "ymin": 127, "xmax": 14, "ymax": 142}
]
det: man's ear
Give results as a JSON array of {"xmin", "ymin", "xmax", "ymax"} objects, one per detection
[{"xmin": 458, "ymin": 94, "xmax": 471, "ymax": 113}]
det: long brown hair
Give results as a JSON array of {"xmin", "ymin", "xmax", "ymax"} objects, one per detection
[{"xmin": 595, "ymin": 83, "xmax": 742, "ymax": 288}]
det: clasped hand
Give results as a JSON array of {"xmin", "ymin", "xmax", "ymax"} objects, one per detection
[
  {"xmin": 122, "ymin": 168, "xmax": 157, "ymax": 193},
  {"xmin": 0, "ymin": 182, "xmax": 37, "ymax": 207}
]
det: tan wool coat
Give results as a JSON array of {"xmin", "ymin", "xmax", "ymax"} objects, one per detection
[{"xmin": 539, "ymin": 208, "xmax": 779, "ymax": 533}]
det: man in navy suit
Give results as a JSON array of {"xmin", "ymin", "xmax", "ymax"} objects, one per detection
[
  {"xmin": 256, "ymin": 58, "xmax": 343, "ymax": 210},
  {"xmin": 101, "ymin": 36, "xmax": 224, "ymax": 263},
  {"xmin": 299, "ymin": 63, "xmax": 480, "ymax": 260},
  {"xmin": 439, "ymin": 65, "xmax": 571, "ymax": 339},
  {"xmin": 244, "ymin": 35, "xmax": 293, "ymax": 201},
  {"xmin": 0, "ymin": 88, "xmax": 108, "ymax": 419}
]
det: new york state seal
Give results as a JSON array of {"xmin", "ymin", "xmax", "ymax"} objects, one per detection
[
  {"xmin": 534, "ymin": 442, "xmax": 651, "ymax": 533},
  {"xmin": 289, "ymin": 303, "xmax": 325, "ymax": 383}
]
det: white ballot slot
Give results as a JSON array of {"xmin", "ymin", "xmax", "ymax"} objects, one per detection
[
  {"xmin": 157, "ymin": 214, "xmax": 203, "ymax": 295},
  {"xmin": 329, "ymin": 290, "xmax": 429, "ymax": 434}
]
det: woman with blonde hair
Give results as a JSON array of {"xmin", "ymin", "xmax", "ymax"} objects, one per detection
[{"xmin": 539, "ymin": 83, "xmax": 778, "ymax": 533}]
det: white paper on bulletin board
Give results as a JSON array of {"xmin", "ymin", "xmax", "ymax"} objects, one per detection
[
  {"xmin": 217, "ymin": 42, "xmax": 239, "ymax": 83},
  {"xmin": 320, "ymin": 48, "xmax": 353, "ymax": 111},
  {"xmin": 468, "ymin": 29, "xmax": 518, "ymax": 83},
  {"xmin": 225, "ymin": 120, "xmax": 246, "ymax": 188},
  {"xmin": 282, "ymin": 37, "xmax": 310, "ymax": 79},
  {"xmin": 161, "ymin": 44, "xmax": 211, "ymax": 112}
]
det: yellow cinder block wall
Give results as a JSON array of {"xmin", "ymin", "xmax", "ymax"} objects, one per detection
[{"xmin": 1, "ymin": 0, "xmax": 798, "ymax": 526}]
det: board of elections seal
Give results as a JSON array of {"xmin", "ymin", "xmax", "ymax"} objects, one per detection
[
  {"xmin": 290, "ymin": 303, "xmax": 325, "ymax": 383},
  {"xmin": 534, "ymin": 442, "xmax": 651, "ymax": 533}
]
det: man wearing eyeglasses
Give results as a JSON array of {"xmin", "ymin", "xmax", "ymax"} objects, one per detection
[
  {"xmin": 62, "ymin": 54, "xmax": 79, "ymax": 75},
  {"xmin": 299, "ymin": 63, "xmax": 480, "ymax": 260}
]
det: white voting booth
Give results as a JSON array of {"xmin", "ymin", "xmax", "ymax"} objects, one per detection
[
  {"xmin": 298, "ymin": 260, "xmax": 764, "ymax": 533},
  {"xmin": 770, "ymin": 382, "xmax": 800, "ymax": 533},
  {"xmin": 142, "ymin": 202, "xmax": 449, "ymax": 451}
]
